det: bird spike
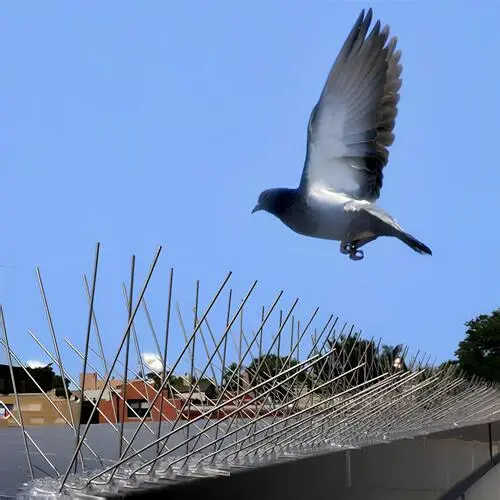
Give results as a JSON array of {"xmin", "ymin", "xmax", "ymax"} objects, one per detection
[{"xmin": 2, "ymin": 244, "xmax": 500, "ymax": 499}]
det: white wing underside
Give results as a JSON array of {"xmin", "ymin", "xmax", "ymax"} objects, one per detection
[
  {"xmin": 300, "ymin": 9, "xmax": 402, "ymax": 203},
  {"xmin": 306, "ymin": 102, "xmax": 368, "ymax": 197}
]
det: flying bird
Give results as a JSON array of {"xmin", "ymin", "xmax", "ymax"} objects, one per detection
[{"xmin": 252, "ymin": 9, "xmax": 431, "ymax": 261}]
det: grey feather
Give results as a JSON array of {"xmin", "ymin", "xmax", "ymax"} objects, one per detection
[{"xmin": 300, "ymin": 8, "xmax": 402, "ymax": 202}]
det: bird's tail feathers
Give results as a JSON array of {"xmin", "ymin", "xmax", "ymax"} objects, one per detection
[{"xmin": 396, "ymin": 231, "xmax": 432, "ymax": 256}]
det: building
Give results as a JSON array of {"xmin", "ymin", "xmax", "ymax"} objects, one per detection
[
  {"xmin": 0, "ymin": 390, "xmax": 81, "ymax": 427},
  {"xmin": 95, "ymin": 379, "xmax": 180, "ymax": 424},
  {"xmin": 0, "ymin": 365, "xmax": 275, "ymax": 428},
  {"xmin": 79, "ymin": 372, "xmax": 123, "ymax": 391},
  {"xmin": 79, "ymin": 373, "xmax": 266, "ymax": 424},
  {"xmin": 0, "ymin": 363, "xmax": 80, "ymax": 427}
]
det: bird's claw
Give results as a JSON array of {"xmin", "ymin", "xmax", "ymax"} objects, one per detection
[
  {"xmin": 349, "ymin": 249, "xmax": 364, "ymax": 261},
  {"xmin": 340, "ymin": 242, "xmax": 364, "ymax": 261}
]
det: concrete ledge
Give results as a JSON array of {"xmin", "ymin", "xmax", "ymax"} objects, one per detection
[{"xmin": 99, "ymin": 419, "xmax": 500, "ymax": 500}]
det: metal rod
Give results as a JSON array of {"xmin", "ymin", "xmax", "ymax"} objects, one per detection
[
  {"xmin": 130, "ymin": 353, "xmax": 325, "ymax": 476},
  {"xmin": 65, "ymin": 338, "xmax": 165, "ymax": 437},
  {"xmin": 27, "ymin": 329, "xmax": 139, "ymax": 456},
  {"xmin": 252, "ymin": 314, "xmax": 335, "ymax": 448},
  {"xmin": 75, "ymin": 242, "xmax": 100, "ymax": 472},
  {"xmin": 85, "ymin": 349, "xmax": 319, "ymax": 485},
  {"xmin": 205, "ymin": 293, "xmax": 291, "ymax": 458},
  {"xmin": 99, "ymin": 271, "xmax": 234, "ymax": 485},
  {"xmin": 0, "ymin": 336, "xmax": 102, "ymax": 463},
  {"xmin": 142, "ymin": 298, "xmax": 163, "ymax": 362},
  {"xmin": 204, "ymin": 364, "xmax": 379, "ymax": 464},
  {"xmin": 210, "ymin": 289, "xmax": 232, "ymax": 464},
  {"xmin": 119, "ymin": 255, "xmax": 135, "ymax": 457},
  {"xmin": 126, "ymin": 285, "xmax": 157, "ymax": 429},
  {"xmin": 188, "ymin": 368, "xmax": 352, "ymax": 466},
  {"xmin": 151, "ymin": 280, "xmax": 258, "ymax": 462},
  {"xmin": 83, "ymin": 274, "xmax": 119, "ymax": 424},
  {"xmin": 59, "ymin": 245, "xmax": 163, "ymax": 491},
  {"xmin": 36, "ymin": 267, "xmax": 85, "ymax": 471},
  {"xmin": 157, "ymin": 267, "xmax": 174, "ymax": 455},
  {"xmin": 237, "ymin": 307, "xmax": 320, "ymax": 451},
  {"xmin": 0, "ymin": 306, "xmax": 34, "ymax": 479},
  {"xmin": 0, "ymin": 400, "xmax": 58, "ymax": 477},
  {"xmin": 185, "ymin": 280, "xmax": 200, "ymax": 455}
]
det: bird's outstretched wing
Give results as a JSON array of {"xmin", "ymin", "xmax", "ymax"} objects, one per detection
[{"xmin": 299, "ymin": 9, "xmax": 402, "ymax": 202}]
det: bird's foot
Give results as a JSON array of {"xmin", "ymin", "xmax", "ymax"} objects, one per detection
[
  {"xmin": 349, "ymin": 249, "xmax": 364, "ymax": 261},
  {"xmin": 340, "ymin": 241, "xmax": 364, "ymax": 261},
  {"xmin": 340, "ymin": 241, "xmax": 350, "ymax": 255}
]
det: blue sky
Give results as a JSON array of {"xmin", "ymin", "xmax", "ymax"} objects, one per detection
[{"xmin": 1, "ymin": 2, "xmax": 498, "ymax": 378}]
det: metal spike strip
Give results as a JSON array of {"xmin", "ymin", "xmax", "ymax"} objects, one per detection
[{"xmin": 1, "ymin": 244, "xmax": 499, "ymax": 499}]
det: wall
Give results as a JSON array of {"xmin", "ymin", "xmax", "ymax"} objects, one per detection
[
  {"xmin": 0, "ymin": 393, "xmax": 80, "ymax": 427},
  {"xmin": 111, "ymin": 420, "xmax": 500, "ymax": 500},
  {"xmin": 97, "ymin": 381, "xmax": 180, "ymax": 424},
  {"xmin": 463, "ymin": 461, "xmax": 500, "ymax": 499}
]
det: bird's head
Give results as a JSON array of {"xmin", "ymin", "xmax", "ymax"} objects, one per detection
[{"xmin": 252, "ymin": 188, "xmax": 296, "ymax": 218}]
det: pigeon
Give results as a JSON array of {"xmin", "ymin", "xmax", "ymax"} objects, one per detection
[{"xmin": 252, "ymin": 9, "xmax": 431, "ymax": 261}]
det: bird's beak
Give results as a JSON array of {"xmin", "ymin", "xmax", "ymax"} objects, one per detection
[{"xmin": 251, "ymin": 204, "xmax": 262, "ymax": 214}]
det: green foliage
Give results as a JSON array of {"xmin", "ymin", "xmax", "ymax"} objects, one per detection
[
  {"xmin": 27, "ymin": 365, "xmax": 72, "ymax": 397},
  {"xmin": 437, "ymin": 360, "xmax": 458, "ymax": 371},
  {"xmin": 54, "ymin": 385, "xmax": 71, "ymax": 398},
  {"xmin": 204, "ymin": 381, "xmax": 218, "ymax": 400},
  {"xmin": 454, "ymin": 309, "xmax": 500, "ymax": 382},
  {"xmin": 52, "ymin": 373, "xmax": 72, "ymax": 398},
  {"xmin": 168, "ymin": 375, "xmax": 185, "ymax": 390},
  {"xmin": 246, "ymin": 354, "xmax": 303, "ymax": 401},
  {"xmin": 217, "ymin": 338, "xmax": 409, "ymax": 402},
  {"xmin": 26, "ymin": 366, "xmax": 53, "ymax": 392},
  {"xmin": 145, "ymin": 371, "xmax": 186, "ymax": 392},
  {"xmin": 222, "ymin": 362, "xmax": 241, "ymax": 392},
  {"xmin": 311, "ymin": 336, "xmax": 406, "ymax": 392},
  {"xmin": 138, "ymin": 335, "xmax": 412, "ymax": 403},
  {"xmin": 145, "ymin": 371, "xmax": 161, "ymax": 390}
]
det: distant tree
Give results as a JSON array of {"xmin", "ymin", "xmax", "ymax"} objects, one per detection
[
  {"xmin": 311, "ymin": 336, "xmax": 407, "ymax": 394},
  {"xmin": 422, "ymin": 360, "xmax": 462, "ymax": 388},
  {"xmin": 145, "ymin": 371, "xmax": 186, "ymax": 392},
  {"xmin": 246, "ymin": 354, "xmax": 303, "ymax": 402},
  {"xmin": 204, "ymin": 382, "xmax": 218, "ymax": 400},
  {"xmin": 330, "ymin": 336, "xmax": 379, "ymax": 390},
  {"xmin": 378, "ymin": 344, "xmax": 407, "ymax": 372},
  {"xmin": 52, "ymin": 372, "xmax": 72, "ymax": 398},
  {"xmin": 54, "ymin": 385, "xmax": 71, "ymax": 398},
  {"xmin": 437, "ymin": 360, "xmax": 458, "ymax": 372},
  {"xmin": 26, "ymin": 365, "xmax": 53, "ymax": 392},
  {"xmin": 454, "ymin": 309, "xmax": 500, "ymax": 382},
  {"xmin": 222, "ymin": 362, "xmax": 242, "ymax": 392},
  {"xmin": 27, "ymin": 365, "xmax": 72, "ymax": 397},
  {"xmin": 145, "ymin": 371, "xmax": 161, "ymax": 389},
  {"xmin": 183, "ymin": 375, "xmax": 217, "ymax": 396},
  {"xmin": 170, "ymin": 375, "xmax": 185, "ymax": 389},
  {"xmin": 196, "ymin": 376, "xmax": 213, "ymax": 389}
]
